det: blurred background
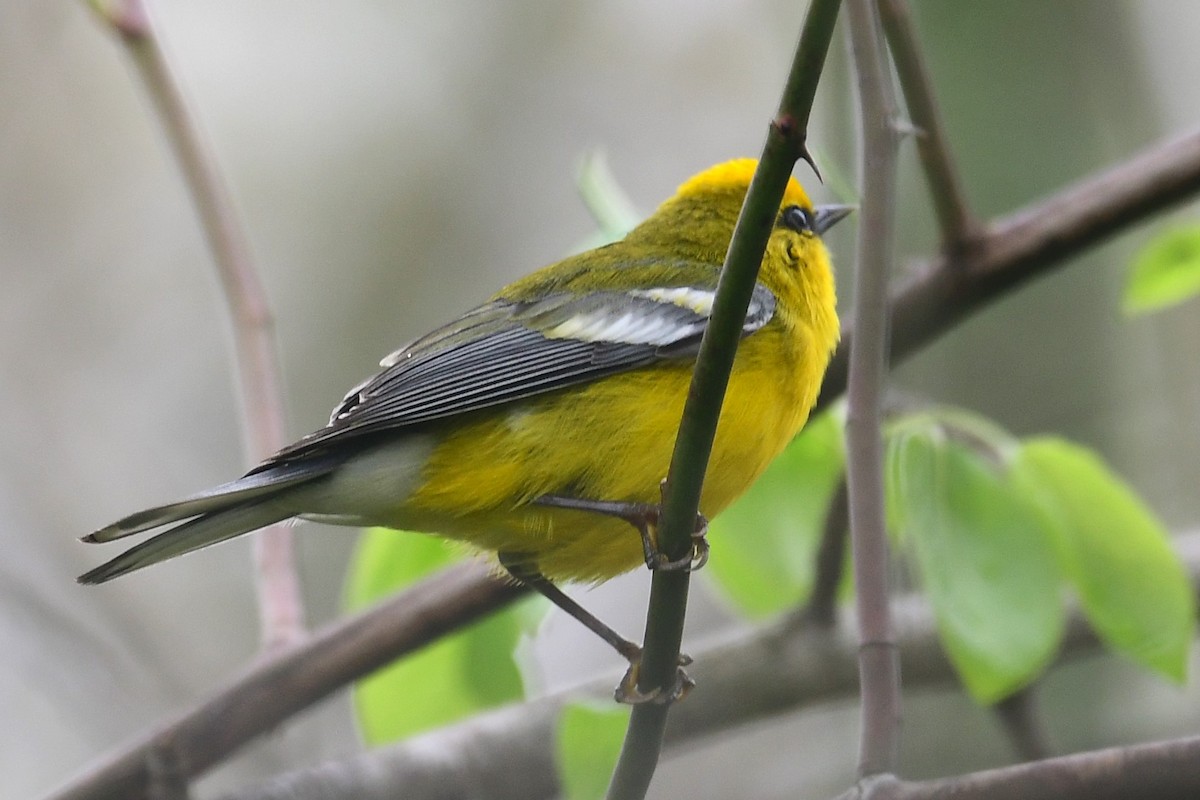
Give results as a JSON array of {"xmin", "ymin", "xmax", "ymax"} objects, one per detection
[{"xmin": 4, "ymin": 1, "xmax": 1200, "ymax": 798}]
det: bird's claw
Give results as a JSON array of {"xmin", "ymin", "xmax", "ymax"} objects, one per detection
[
  {"xmin": 647, "ymin": 523, "xmax": 709, "ymax": 572},
  {"xmin": 614, "ymin": 657, "xmax": 695, "ymax": 705},
  {"xmin": 642, "ymin": 510, "xmax": 709, "ymax": 572}
]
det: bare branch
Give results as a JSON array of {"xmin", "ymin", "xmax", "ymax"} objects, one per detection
[
  {"xmin": 44, "ymin": 563, "xmax": 523, "ymax": 800},
  {"xmin": 817, "ymin": 128, "xmax": 1200, "ymax": 411},
  {"xmin": 993, "ymin": 688, "xmax": 1055, "ymax": 763},
  {"xmin": 89, "ymin": 0, "xmax": 303, "ymax": 647},
  {"xmin": 803, "ymin": 474, "xmax": 850, "ymax": 628},
  {"xmin": 885, "ymin": 734, "xmax": 1200, "ymax": 800},
  {"xmin": 877, "ymin": 0, "xmax": 980, "ymax": 249},
  {"xmin": 845, "ymin": 0, "xmax": 903, "ymax": 777}
]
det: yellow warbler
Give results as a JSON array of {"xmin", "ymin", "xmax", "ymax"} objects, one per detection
[{"xmin": 80, "ymin": 159, "xmax": 846, "ymax": 700}]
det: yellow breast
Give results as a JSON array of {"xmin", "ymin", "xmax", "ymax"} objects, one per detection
[{"xmin": 399, "ymin": 306, "xmax": 832, "ymax": 582}]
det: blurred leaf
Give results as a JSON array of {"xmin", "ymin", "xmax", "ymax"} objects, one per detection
[
  {"xmin": 707, "ymin": 410, "xmax": 845, "ymax": 617},
  {"xmin": 344, "ymin": 529, "xmax": 536, "ymax": 744},
  {"xmin": 884, "ymin": 407, "xmax": 1018, "ymax": 540},
  {"xmin": 556, "ymin": 701, "xmax": 631, "ymax": 800},
  {"xmin": 574, "ymin": 150, "xmax": 641, "ymax": 248},
  {"xmin": 1124, "ymin": 226, "xmax": 1200, "ymax": 315},
  {"xmin": 1012, "ymin": 438, "xmax": 1195, "ymax": 681},
  {"xmin": 887, "ymin": 423, "xmax": 1064, "ymax": 703}
]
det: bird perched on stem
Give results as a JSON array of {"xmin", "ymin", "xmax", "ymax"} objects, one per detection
[{"xmin": 80, "ymin": 158, "xmax": 847, "ymax": 702}]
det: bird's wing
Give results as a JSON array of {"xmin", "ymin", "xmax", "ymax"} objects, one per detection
[{"xmin": 261, "ymin": 281, "xmax": 776, "ymax": 464}]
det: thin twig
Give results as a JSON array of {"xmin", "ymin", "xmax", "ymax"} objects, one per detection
[
  {"xmin": 603, "ymin": 3, "xmax": 845, "ymax": 798},
  {"xmin": 877, "ymin": 0, "xmax": 979, "ymax": 249},
  {"xmin": 50, "ymin": 128, "xmax": 1200, "ymax": 800},
  {"xmin": 845, "ymin": 0, "xmax": 903, "ymax": 777},
  {"xmin": 993, "ymin": 688, "xmax": 1055, "ymax": 762},
  {"xmin": 803, "ymin": 473, "xmax": 850, "ymax": 628},
  {"xmin": 89, "ymin": 0, "xmax": 303, "ymax": 647}
]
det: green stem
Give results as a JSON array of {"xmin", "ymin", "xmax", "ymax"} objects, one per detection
[{"xmin": 604, "ymin": 2, "xmax": 844, "ymax": 797}]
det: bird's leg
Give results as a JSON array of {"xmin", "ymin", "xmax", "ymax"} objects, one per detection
[
  {"xmin": 499, "ymin": 552, "xmax": 641, "ymax": 661},
  {"xmin": 498, "ymin": 552, "xmax": 693, "ymax": 705},
  {"xmin": 532, "ymin": 491, "xmax": 709, "ymax": 572}
]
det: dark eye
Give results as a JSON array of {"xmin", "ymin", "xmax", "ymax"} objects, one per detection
[{"xmin": 781, "ymin": 205, "xmax": 814, "ymax": 233}]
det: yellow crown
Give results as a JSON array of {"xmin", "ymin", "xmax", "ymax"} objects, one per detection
[{"xmin": 675, "ymin": 158, "xmax": 811, "ymax": 210}]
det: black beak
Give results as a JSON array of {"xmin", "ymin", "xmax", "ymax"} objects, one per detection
[{"xmin": 813, "ymin": 204, "xmax": 854, "ymax": 235}]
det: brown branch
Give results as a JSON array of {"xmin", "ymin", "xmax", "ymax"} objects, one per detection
[
  {"xmin": 803, "ymin": 473, "xmax": 850, "ymax": 628},
  {"xmin": 846, "ymin": 0, "xmax": 903, "ymax": 777},
  {"xmin": 993, "ymin": 688, "xmax": 1055, "ymax": 763},
  {"xmin": 89, "ymin": 0, "xmax": 303, "ymax": 647},
  {"xmin": 878, "ymin": 0, "xmax": 979, "ymax": 249},
  {"xmin": 45, "ymin": 563, "xmax": 523, "ymax": 800},
  {"xmin": 49, "ymin": 125, "xmax": 1200, "ymax": 800},
  {"xmin": 878, "ymin": 734, "xmax": 1200, "ymax": 800},
  {"xmin": 817, "ymin": 128, "xmax": 1200, "ymax": 411}
]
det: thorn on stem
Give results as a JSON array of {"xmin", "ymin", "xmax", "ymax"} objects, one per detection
[{"xmin": 800, "ymin": 144, "xmax": 824, "ymax": 183}]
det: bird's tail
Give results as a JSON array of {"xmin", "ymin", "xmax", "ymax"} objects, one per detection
[{"xmin": 78, "ymin": 459, "xmax": 337, "ymax": 584}]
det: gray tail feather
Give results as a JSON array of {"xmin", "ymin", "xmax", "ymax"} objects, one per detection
[
  {"xmin": 78, "ymin": 457, "xmax": 340, "ymax": 584},
  {"xmin": 78, "ymin": 500, "xmax": 296, "ymax": 584},
  {"xmin": 84, "ymin": 459, "xmax": 337, "ymax": 544}
]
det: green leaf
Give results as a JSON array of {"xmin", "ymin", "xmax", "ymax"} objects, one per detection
[
  {"xmin": 884, "ymin": 409, "xmax": 1019, "ymax": 542},
  {"xmin": 1124, "ymin": 226, "xmax": 1200, "ymax": 315},
  {"xmin": 344, "ymin": 529, "xmax": 538, "ymax": 744},
  {"xmin": 574, "ymin": 150, "xmax": 641, "ymax": 249},
  {"xmin": 556, "ymin": 701, "xmax": 631, "ymax": 800},
  {"xmin": 887, "ymin": 424, "xmax": 1065, "ymax": 703},
  {"xmin": 707, "ymin": 410, "xmax": 845, "ymax": 617},
  {"xmin": 1012, "ymin": 438, "xmax": 1195, "ymax": 681}
]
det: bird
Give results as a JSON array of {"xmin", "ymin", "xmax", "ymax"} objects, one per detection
[{"xmin": 79, "ymin": 158, "xmax": 847, "ymax": 702}]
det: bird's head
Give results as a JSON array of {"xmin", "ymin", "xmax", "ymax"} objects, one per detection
[{"xmin": 630, "ymin": 159, "xmax": 848, "ymax": 332}]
